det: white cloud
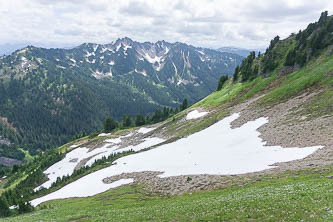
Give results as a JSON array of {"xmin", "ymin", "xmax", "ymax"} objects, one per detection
[{"xmin": 0, "ymin": 0, "xmax": 333, "ymax": 49}]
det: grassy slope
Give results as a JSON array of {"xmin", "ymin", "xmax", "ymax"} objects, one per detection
[
  {"xmin": 4, "ymin": 166, "xmax": 333, "ymax": 221},
  {"xmin": 4, "ymin": 45, "xmax": 333, "ymax": 221}
]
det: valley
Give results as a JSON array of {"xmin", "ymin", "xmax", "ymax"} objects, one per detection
[
  {"xmin": 0, "ymin": 38, "xmax": 242, "ymax": 159},
  {"xmin": 0, "ymin": 6, "xmax": 332, "ymax": 222}
]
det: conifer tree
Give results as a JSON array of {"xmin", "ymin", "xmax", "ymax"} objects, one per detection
[
  {"xmin": 180, "ymin": 99, "xmax": 188, "ymax": 111},
  {"xmin": 0, "ymin": 197, "xmax": 10, "ymax": 217},
  {"xmin": 104, "ymin": 117, "xmax": 118, "ymax": 133}
]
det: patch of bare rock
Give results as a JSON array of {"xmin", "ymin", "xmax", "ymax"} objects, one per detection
[{"xmin": 103, "ymin": 92, "xmax": 332, "ymax": 195}]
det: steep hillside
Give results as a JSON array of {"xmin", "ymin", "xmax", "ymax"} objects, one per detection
[
  {"xmin": 1, "ymin": 12, "xmax": 333, "ymax": 221},
  {"xmin": 0, "ymin": 38, "xmax": 242, "ymax": 157}
]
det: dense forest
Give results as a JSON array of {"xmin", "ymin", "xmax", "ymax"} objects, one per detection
[{"xmin": 0, "ymin": 39, "xmax": 242, "ymax": 158}]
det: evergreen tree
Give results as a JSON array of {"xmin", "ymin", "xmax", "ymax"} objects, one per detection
[
  {"xmin": 180, "ymin": 99, "xmax": 188, "ymax": 111},
  {"xmin": 233, "ymin": 66, "xmax": 240, "ymax": 82},
  {"xmin": 122, "ymin": 115, "xmax": 132, "ymax": 128},
  {"xmin": 0, "ymin": 197, "xmax": 10, "ymax": 217},
  {"xmin": 104, "ymin": 117, "xmax": 118, "ymax": 133},
  {"xmin": 135, "ymin": 115, "xmax": 146, "ymax": 126},
  {"xmin": 318, "ymin": 11, "xmax": 328, "ymax": 25},
  {"xmin": 18, "ymin": 201, "xmax": 34, "ymax": 214},
  {"xmin": 285, "ymin": 49, "xmax": 296, "ymax": 66},
  {"xmin": 216, "ymin": 75, "xmax": 228, "ymax": 91}
]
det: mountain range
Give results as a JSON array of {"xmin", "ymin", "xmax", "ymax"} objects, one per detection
[
  {"xmin": 217, "ymin": 46, "xmax": 263, "ymax": 57},
  {"xmin": 0, "ymin": 38, "xmax": 243, "ymax": 159},
  {"xmin": 0, "ymin": 11, "xmax": 333, "ymax": 222}
]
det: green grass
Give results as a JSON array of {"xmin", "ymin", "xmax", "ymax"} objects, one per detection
[
  {"xmin": 294, "ymin": 86, "xmax": 333, "ymax": 119},
  {"xmin": 194, "ymin": 81, "xmax": 249, "ymax": 107},
  {"xmin": 239, "ymin": 73, "xmax": 277, "ymax": 102},
  {"xmin": 5, "ymin": 166, "xmax": 333, "ymax": 221},
  {"xmin": 19, "ymin": 148, "xmax": 34, "ymax": 162},
  {"xmin": 259, "ymin": 55, "xmax": 333, "ymax": 106}
]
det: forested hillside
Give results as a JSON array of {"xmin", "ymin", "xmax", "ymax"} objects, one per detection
[
  {"xmin": 230, "ymin": 11, "xmax": 333, "ymax": 83},
  {"xmin": 0, "ymin": 38, "xmax": 242, "ymax": 158},
  {"xmin": 0, "ymin": 11, "xmax": 332, "ymax": 221}
]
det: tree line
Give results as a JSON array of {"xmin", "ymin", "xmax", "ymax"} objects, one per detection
[{"xmin": 103, "ymin": 98, "xmax": 189, "ymax": 132}]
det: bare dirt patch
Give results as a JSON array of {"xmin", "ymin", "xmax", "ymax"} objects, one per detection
[{"xmin": 102, "ymin": 92, "xmax": 333, "ymax": 196}]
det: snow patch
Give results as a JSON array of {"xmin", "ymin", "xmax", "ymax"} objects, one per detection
[
  {"xmin": 31, "ymin": 179, "xmax": 133, "ymax": 207},
  {"xmin": 31, "ymin": 113, "xmax": 322, "ymax": 205},
  {"xmin": 56, "ymin": 65, "xmax": 65, "ymax": 69},
  {"xmin": 135, "ymin": 69, "xmax": 147, "ymax": 76},
  {"xmin": 197, "ymin": 50, "xmax": 205, "ymax": 55},
  {"xmin": 137, "ymin": 127, "xmax": 155, "ymax": 134},
  {"xmin": 105, "ymin": 138, "xmax": 122, "ymax": 144},
  {"xmin": 143, "ymin": 52, "xmax": 162, "ymax": 64},
  {"xmin": 33, "ymin": 142, "xmax": 126, "ymax": 191},
  {"xmin": 9, "ymin": 205, "xmax": 18, "ymax": 210},
  {"xmin": 92, "ymin": 69, "xmax": 113, "ymax": 79},
  {"xmin": 186, "ymin": 110, "xmax": 208, "ymax": 120},
  {"xmin": 116, "ymin": 43, "xmax": 122, "ymax": 52},
  {"xmin": 98, "ymin": 133, "xmax": 111, "ymax": 137},
  {"xmin": 164, "ymin": 46, "xmax": 170, "ymax": 54},
  {"xmin": 123, "ymin": 44, "xmax": 132, "ymax": 55},
  {"xmin": 86, "ymin": 51, "xmax": 95, "ymax": 57},
  {"xmin": 117, "ymin": 137, "xmax": 165, "ymax": 152},
  {"xmin": 21, "ymin": 56, "xmax": 30, "ymax": 68},
  {"xmin": 93, "ymin": 44, "xmax": 98, "ymax": 52}
]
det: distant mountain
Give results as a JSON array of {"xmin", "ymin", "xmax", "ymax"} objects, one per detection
[
  {"xmin": 0, "ymin": 43, "xmax": 28, "ymax": 56},
  {"xmin": 0, "ymin": 37, "xmax": 243, "ymax": 157},
  {"xmin": 217, "ymin": 47, "xmax": 263, "ymax": 57}
]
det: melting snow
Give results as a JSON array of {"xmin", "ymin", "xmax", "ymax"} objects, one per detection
[
  {"xmin": 34, "ymin": 145, "xmax": 118, "ymax": 191},
  {"xmin": 21, "ymin": 56, "xmax": 30, "ymax": 68},
  {"xmin": 92, "ymin": 69, "xmax": 113, "ymax": 79},
  {"xmin": 93, "ymin": 45, "xmax": 98, "ymax": 52},
  {"xmin": 198, "ymin": 50, "xmax": 205, "ymax": 55},
  {"xmin": 165, "ymin": 46, "xmax": 170, "ymax": 54},
  {"xmin": 31, "ymin": 113, "xmax": 322, "ymax": 206},
  {"xmin": 116, "ymin": 43, "xmax": 122, "ymax": 52},
  {"xmin": 86, "ymin": 51, "xmax": 95, "ymax": 57},
  {"xmin": 33, "ymin": 134, "xmax": 164, "ymax": 192},
  {"xmin": 117, "ymin": 137, "xmax": 165, "ymax": 152},
  {"xmin": 98, "ymin": 133, "xmax": 111, "ymax": 137},
  {"xmin": 186, "ymin": 110, "xmax": 208, "ymax": 120},
  {"xmin": 105, "ymin": 138, "xmax": 122, "ymax": 144},
  {"xmin": 56, "ymin": 65, "xmax": 65, "ymax": 69},
  {"xmin": 137, "ymin": 127, "xmax": 155, "ymax": 134},
  {"xmin": 135, "ymin": 69, "xmax": 147, "ymax": 76},
  {"xmin": 143, "ymin": 52, "xmax": 162, "ymax": 64},
  {"xmin": 123, "ymin": 44, "xmax": 132, "ymax": 55},
  {"xmin": 31, "ymin": 179, "xmax": 133, "ymax": 207},
  {"xmin": 9, "ymin": 205, "xmax": 18, "ymax": 210}
]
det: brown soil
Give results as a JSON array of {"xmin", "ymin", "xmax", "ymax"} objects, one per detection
[{"xmin": 103, "ymin": 92, "xmax": 333, "ymax": 195}]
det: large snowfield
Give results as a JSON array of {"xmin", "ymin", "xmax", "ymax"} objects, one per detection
[{"xmin": 31, "ymin": 113, "xmax": 322, "ymax": 206}]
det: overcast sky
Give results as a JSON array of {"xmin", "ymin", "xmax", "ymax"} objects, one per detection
[{"xmin": 0, "ymin": 0, "xmax": 333, "ymax": 50}]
